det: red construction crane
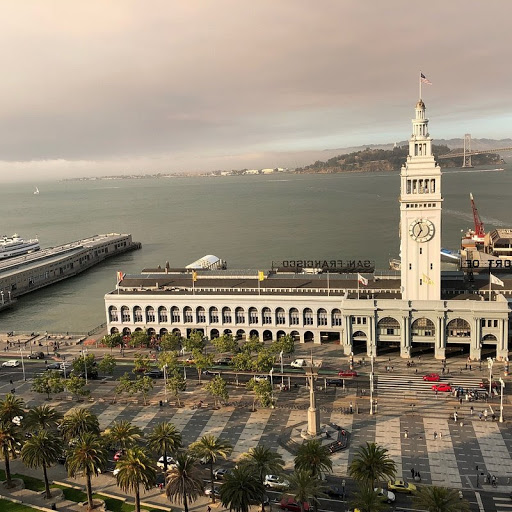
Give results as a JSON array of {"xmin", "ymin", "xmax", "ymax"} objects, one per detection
[{"xmin": 469, "ymin": 193, "xmax": 485, "ymax": 239}]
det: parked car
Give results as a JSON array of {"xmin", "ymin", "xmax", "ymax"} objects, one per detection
[
  {"xmin": 213, "ymin": 468, "xmax": 231, "ymax": 480},
  {"xmin": 480, "ymin": 379, "xmax": 499, "ymax": 389},
  {"xmin": 432, "ymin": 383, "xmax": 452, "ymax": 392},
  {"xmin": 374, "ymin": 488, "xmax": 395, "ymax": 503},
  {"xmin": 326, "ymin": 379, "xmax": 344, "ymax": 387},
  {"xmin": 264, "ymin": 474, "xmax": 289, "ymax": 490},
  {"xmin": 144, "ymin": 369, "xmax": 164, "ymax": 379},
  {"xmin": 155, "ymin": 472, "xmax": 166, "ymax": 488},
  {"xmin": 338, "ymin": 369, "xmax": 358, "ymax": 377},
  {"xmin": 253, "ymin": 375, "xmax": 269, "ymax": 382},
  {"xmin": 46, "ymin": 362, "xmax": 62, "ymax": 370},
  {"xmin": 290, "ymin": 359, "xmax": 307, "ymax": 368},
  {"xmin": 28, "ymin": 352, "xmax": 45, "ymax": 360},
  {"xmin": 2, "ymin": 360, "xmax": 20, "ymax": 368},
  {"xmin": 423, "ymin": 373, "xmax": 440, "ymax": 382},
  {"xmin": 205, "ymin": 487, "xmax": 221, "ymax": 497},
  {"xmin": 215, "ymin": 358, "xmax": 232, "ymax": 366},
  {"xmin": 387, "ymin": 480, "xmax": 417, "ymax": 494},
  {"xmin": 326, "ymin": 485, "xmax": 344, "ymax": 498},
  {"xmin": 280, "ymin": 497, "xmax": 310, "ymax": 512}
]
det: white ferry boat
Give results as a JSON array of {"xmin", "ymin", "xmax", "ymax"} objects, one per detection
[{"xmin": 0, "ymin": 234, "xmax": 40, "ymax": 259}]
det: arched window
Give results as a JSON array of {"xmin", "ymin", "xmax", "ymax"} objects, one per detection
[
  {"xmin": 482, "ymin": 334, "xmax": 497, "ymax": 342},
  {"xmin": 377, "ymin": 317, "xmax": 401, "ymax": 336},
  {"xmin": 276, "ymin": 308, "xmax": 286, "ymax": 325},
  {"xmin": 331, "ymin": 309, "xmax": 342, "ymax": 326},
  {"xmin": 289, "ymin": 308, "xmax": 299, "ymax": 325},
  {"xmin": 133, "ymin": 306, "xmax": 143, "ymax": 322},
  {"xmin": 197, "ymin": 307, "xmax": 206, "ymax": 323},
  {"xmin": 411, "ymin": 317, "xmax": 435, "ymax": 337},
  {"xmin": 109, "ymin": 306, "xmax": 118, "ymax": 322},
  {"xmin": 317, "ymin": 308, "xmax": 327, "ymax": 326},
  {"xmin": 262, "ymin": 307, "xmax": 272, "ymax": 325},
  {"xmin": 235, "ymin": 307, "xmax": 245, "ymax": 324},
  {"xmin": 210, "ymin": 307, "xmax": 219, "ymax": 323},
  {"xmin": 121, "ymin": 306, "xmax": 130, "ymax": 322},
  {"xmin": 184, "ymin": 307, "xmax": 193, "ymax": 323},
  {"xmin": 222, "ymin": 307, "xmax": 232, "ymax": 324},
  {"xmin": 158, "ymin": 306, "xmax": 167, "ymax": 323},
  {"xmin": 146, "ymin": 306, "xmax": 155, "ymax": 323},
  {"xmin": 110, "ymin": 327, "xmax": 119, "ymax": 334},
  {"xmin": 304, "ymin": 308, "xmax": 313, "ymax": 326},
  {"xmin": 171, "ymin": 306, "xmax": 180, "ymax": 323},
  {"xmin": 446, "ymin": 318, "xmax": 471, "ymax": 338},
  {"xmin": 249, "ymin": 307, "xmax": 258, "ymax": 325}
]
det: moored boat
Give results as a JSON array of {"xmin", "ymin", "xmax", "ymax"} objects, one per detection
[{"xmin": 0, "ymin": 234, "xmax": 40, "ymax": 259}]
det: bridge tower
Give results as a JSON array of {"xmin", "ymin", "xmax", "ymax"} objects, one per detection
[{"xmin": 463, "ymin": 133, "xmax": 473, "ymax": 168}]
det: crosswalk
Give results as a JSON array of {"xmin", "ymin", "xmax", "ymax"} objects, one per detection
[{"xmin": 493, "ymin": 496, "xmax": 512, "ymax": 512}]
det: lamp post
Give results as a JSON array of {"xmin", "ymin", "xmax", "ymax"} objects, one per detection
[
  {"xmin": 279, "ymin": 350, "xmax": 284, "ymax": 387},
  {"xmin": 19, "ymin": 348, "xmax": 26, "ymax": 381},
  {"xmin": 82, "ymin": 348, "xmax": 88, "ymax": 384},
  {"xmin": 499, "ymin": 377, "xmax": 505, "ymax": 423},
  {"xmin": 369, "ymin": 349, "xmax": 375, "ymax": 415},
  {"xmin": 487, "ymin": 357, "xmax": 495, "ymax": 397},
  {"xmin": 163, "ymin": 364, "xmax": 168, "ymax": 403},
  {"xmin": 269, "ymin": 368, "xmax": 274, "ymax": 405}
]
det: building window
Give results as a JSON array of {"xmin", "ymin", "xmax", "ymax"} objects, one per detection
[
  {"xmin": 377, "ymin": 316, "xmax": 401, "ymax": 336},
  {"xmin": 317, "ymin": 308, "xmax": 327, "ymax": 326},
  {"xmin": 249, "ymin": 307, "xmax": 258, "ymax": 325},
  {"xmin": 146, "ymin": 307, "xmax": 155, "ymax": 323},
  {"xmin": 184, "ymin": 307, "xmax": 193, "ymax": 323},
  {"xmin": 171, "ymin": 307, "xmax": 180, "ymax": 323},
  {"xmin": 158, "ymin": 307, "xmax": 167, "ymax": 323},
  {"xmin": 222, "ymin": 307, "xmax": 232, "ymax": 324},
  {"xmin": 197, "ymin": 307, "xmax": 206, "ymax": 323},
  {"xmin": 210, "ymin": 307, "xmax": 219, "ymax": 323},
  {"xmin": 262, "ymin": 307, "xmax": 272, "ymax": 325},
  {"xmin": 331, "ymin": 309, "xmax": 342, "ymax": 326},
  {"xmin": 109, "ymin": 306, "xmax": 119, "ymax": 322},
  {"xmin": 304, "ymin": 308, "xmax": 313, "ymax": 325},
  {"xmin": 276, "ymin": 308, "xmax": 286, "ymax": 325},
  {"xmin": 290, "ymin": 308, "xmax": 299, "ymax": 325},
  {"xmin": 235, "ymin": 307, "xmax": 245, "ymax": 324},
  {"xmin": 351, "ymin": 317, "xmax": 367, "ymax": 325},
  {"xmin": 446, "ymin": 318, "xmax": 471, "ymax": 338},
  {"xmin": 134, "ymin": 306, "xmax": 143, "ymax": 322}
]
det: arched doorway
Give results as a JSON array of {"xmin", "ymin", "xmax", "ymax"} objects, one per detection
[
  {"xmin": 481, "ymin": 334, "xmax": 498, "ymax": 359},
  {"xmin": 290, "ymin": 331, "xmax": 300, "ymax": 342},
  {"xmin": 304, "ymin": 331, "xmax": 314, "ymax": 343},
  {"xmin": 110, "ymin": 327, "xmax": 119, "ymax": 334},
  {"xmin": 249, "ymin": 329, "xmax": 259, "ymax": 339},
  {"xmin": 276, "ymin": 330, "xmax": 286, "ymax": 340},
  {"xmin": 411, "ymin": 317, "xmax": 436, "ymax": 356},
  {"xmin": 376, "ymin": 317, "xmax": 401, "ymax": 356},
  {"xmin": 446, "ymin": 318, "xmax": 471, "ymax": 357},
  {"xmin": 263, "ymin": 330, "xmax": 273, "ymax": 341},
  {"xmin": 236, "ymin": 329, "xmax": 246, "ymax": 341},
  {"xmin": 122, "ymin": 327, "xmax": 131, "ymax": 336},
  {"xmin": 159, "ymin": 328, "xmax": 168, "ymax": 336},
  {"xmin": 351, "ymin": 330, "xmax": 367, "ymax": 354},
  {"xmin": 210, "ymin": 329, "xmax": 220, "ymax": 339}
]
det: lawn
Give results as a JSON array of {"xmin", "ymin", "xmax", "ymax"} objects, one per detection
[{"xmin": 0, "ymin": 499, "xmax": 41, "ymax": 512}]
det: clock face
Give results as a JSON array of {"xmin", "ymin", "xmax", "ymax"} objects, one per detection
[{"xmin": 409, "ymin": 218, "xmax": 435, "ymax": 242}]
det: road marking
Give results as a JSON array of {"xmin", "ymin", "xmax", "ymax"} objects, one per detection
[{"xmin": 475, "ymin": 491, "xmax": 485, "ymax": 512}]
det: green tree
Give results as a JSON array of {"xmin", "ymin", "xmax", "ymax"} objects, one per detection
[
  {"xmin": 66, "ymin": 432, "xmax": 107, "ymax": 510},
  {"xmin": 183, "ymin": 330, "xmax": 205, "ymax": 353},
  {"xmin": 247, "ymin": 378, "xmax": 273, "ymax": 408},
  {"xmin": 133, "ymin": 353, "xmax": 152, "ymax": 374},
  {"xmin": 102, "ymin": 332, "xmax": 122, "ymax": 352},
  {"xmin": 71, "ymin": 353, "xmax": 96, "ymax": 376},
  {"xmin": 21, "ymin": 430, "xmax": 62, "ymax": 499},
  {"xmin": 204, "ymin": 375, "xmax": 229, "ymax": 407},
  {"xmin": 349, "ymin": 442, "xmax": 396, "ymax": 488},
  {"xmin": 60, "ymin": 408, "xmax": 100, "ymax": 442},
  {"xmin": 190, "ymin": 435, "xmax": 232, "ymax": 503},
  {"xmin": 241, "ymin": 335, "xmax": 263, "ymax": 354},
  {"xmin": 134, "ymin": 375, "xmax": 154, "ymax": 405},
  {"xmin": 350, "ymin": 486, "xmax": 388, "ymax": 512},
  {"xmin": 116, "ymin": 446, "xmax": 157, "ymax": 512},
  {"xmin": 31, "ymin": 371, "xmax": 65, "ymax": 400},
  {"xmin": 0, "ymin": 393, "xmax": 25, "ymax": 423},
  {"xmin": 160, "ymin": 332, "xmax": 182, "ymax": 352},
  {"xmin": 294, "ymin": 440, "xmax": 332, "ymax": 479},
  {"xmin": 166, "ymin": 369, "xmax": 186, "ymax": 407},
  {"xmin": 66, "ymin": 375, "xmax": 90, "ymax": 401},
  {"xmin": 130, "ymin": 330, "xmax": 150, "ymax": 348},
  {"xmin": 165, "ymin": 451, "xmax": 204, "ymax": 512},
  {"xmin": 232, "ymin": 352, "xmax": 254, "ymax": 371},
  {"xmin": 24, "ymin": 404, "xmax": 63, "ymax": 433},
  {"xmin": 253, "ymin": 349, "xmax": 275, "ymax": 372},
  {"xmin": 98, "ymin": 354, "xmax": 116, "ymax": 375},
  {"xmin": 147, "ymin": 421, "xmax": 182, "ymax": 474},
  {"xmin": 158, "ymin": 350, "xmax": 179, "ymax": 372},
  {"xmin": 287, "ymin": 469, "xmax": 325, "ymax": 512},
  {"xmin": 0, "ymin": 422, "xmax": 22, "ymax": 488},
  {"xmin": 219, "ymin": 464, "xmax": 264, "ymax": 512},
  {"xmin": 414, "ymin": 485, "xmax": 470, "ymax": 512},
  {"xmin": 212, "ymin": 334, "xmax": 239, "ymax": 354},
  {"xmin": 240, "ymin": 446, "xmax": 284, "ymax": 511},
  {"xmin": 193, "ymin": 351, "xmax": 214, "ymax": 383},
  {"xmin": 105, "ymin": 420, "xmax": 142, "ymax": 451},
  {"xmin": 115, "ymin": 372, "xmax": 135, "ymax": 402},
  {"xmin": 276, "ymin": 334, "xmax": 295, "ymax": 355}
]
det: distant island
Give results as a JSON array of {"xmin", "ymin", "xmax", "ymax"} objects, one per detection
[{"xmin": 62, "ymin": 143, "xmax": 505, "ymax": 182}]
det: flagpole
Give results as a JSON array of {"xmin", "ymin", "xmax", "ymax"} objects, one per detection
[
  {"xmin": 489, "ymin": 274, "xmax": 492, "ymax": 301},
  {"xmin": 357, "ymin": 276, "xmax": 360, "ymax": 300},
  {"xmin": 419, "ymin": 71, "xmax": 422, "ymax": 99},
  {"xmin": 327, "ymin": 271, "xmax": 330, "ymax": 296}
]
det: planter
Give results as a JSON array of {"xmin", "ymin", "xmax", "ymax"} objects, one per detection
[
  {"xmin": 79, "ymin": 498, "xmax": 106, "ymax": 511},
  {"xmin": 1, "ymin": 478, "xmax": 25, "ymax": 490}
]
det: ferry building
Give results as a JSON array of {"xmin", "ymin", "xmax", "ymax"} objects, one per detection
[{"xmin": 104, "ymin": 99, "xmax": 512, "ymax": 361}]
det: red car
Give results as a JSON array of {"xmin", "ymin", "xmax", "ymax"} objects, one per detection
[
  {"xmin": 432, "ymin": 383, "xmax": 452, "ymax": 392},
  {"xmin": 423, "ymin": 373, "xmax": 440, "ymax": 382},
  {"xmin": 480, "ymin": 380, "xmax": 499, "ymax": 389},
  {"xmin": 280, "ymin": 498, "xmax": 310, "ymax": 512},
  {"xmin": 338, "ymin": 369, "xmax": 358, "ymax": 378}
]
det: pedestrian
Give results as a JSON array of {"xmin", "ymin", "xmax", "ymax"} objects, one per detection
[
  {"xmin": 459, "ymin": 397, "xmax": 463, "ymax": 405},
  {"xmin": 435, "ymin": 389, "xmax": 438, "ymax": 398},
  {"xmin": 470, "ymin": 406, "xmax": 474, "ymax": 415},
  {"xmin": 411, "ymin": 467, "xmax": 415, "ymax": 478},
  {"xmin": 484, "ymin": 409, "xmax": 488, "ymax": 421},
  {"xmin": 479, "ymin": 411, "xmax": 483, "ymax": 420},
  {"xmin": 433, "ymin": 431, "xmax": 438, "ymax": 440},
  {"xmin": 207, "ymin": 506, "xmax": 212, "ymax": 512},
  {"xmin": 349, "ymin": 401, "xmax": 353, "ymax": 414},
  {"xmin": 469, "ymin": 364, "xmax": 472, "ymax": 370},
  {"xmin": 442, "ymin": 367, "xmax": 445, "ymax": 375},
  {"xmin": 415, "ymin": 368, "xmax": 418, "ymax": 374},
  {"xmin": 465, "ymin": 363, "xmax": 468, "ymax": 370},
  {"xmin": 440, "ymin": 431, "xmax": 443, "ymax": 439},
  {"xmin": 416, "ymin": 471, "xmax": 421, "ymax": 480}
]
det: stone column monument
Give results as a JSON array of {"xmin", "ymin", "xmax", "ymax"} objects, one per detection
[{"xmin": 306, "ymin": 362, "xmax": 320, "ymax": 436}]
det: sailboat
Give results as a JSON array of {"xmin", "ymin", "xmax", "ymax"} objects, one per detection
[{"xmin": 33, "ymin": 187, "xmax": 39, "ymax": 195}]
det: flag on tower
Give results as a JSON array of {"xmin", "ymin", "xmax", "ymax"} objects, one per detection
[
  {"xmin": 357, "ymin": 274, "xmax": 368, "ymax": 286},
  {"xmin": 420, "ymin": 73, "xmax": 432, "ymax": 85},
  {"xmin": 192, "ymin": 270, "xmax": 198, "ymax": 282},
  {"xmin": 490, "ymin": 273, "xmax": 504, "ymax": 287},
  {"xmin": 258, "ymin": 271, "xmax": 265, "ymax": 281},
  {"xmin": 116, "ymin": 271, "xmax": 125, "ymax": 282},
  {"xmin": 422, "ymin": 273, "xmax": 434, "ymax": 285}
]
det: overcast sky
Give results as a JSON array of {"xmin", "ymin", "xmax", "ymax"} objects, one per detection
[{"xmin": 1, "ymin": 0, "xmax": 511, "ymax": 182}]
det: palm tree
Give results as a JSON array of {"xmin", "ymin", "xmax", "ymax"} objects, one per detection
[
  {"xmin": 0, "ymin": 421, "xmax": 22, "ymax": 488},
  {"xmin": 24, "ymin": 405, "xmax": 63, "ymax": 433},
  {"xmin": 219, "ymin": 464, "xmax": 264, "ymax": 512},
  {"xmin": 60, "ymin": 408, "xmax": 100, "ymax": 442},
  {"xmin": 116, "ymin": 446, "xmax": 157, "ymax": 512},
  {"xmin": 66, "ymin": 432, "xmax": 107, "ymax": 511},
  {"xmin": 294, "ymin": 440, "xmax": 332, "ymax": 479},
  {"xmin": 349, "ymin": 442, "xmax": 396, "ymax": 488},
  {"xmin": 106, "ymin": 420, "xmax": 143, "ymax": 451},
  {"xmin": 189, "ymin": 434, "xmax": 232, "ymax": 503},
  {"xmin": 287, "ymin": 469, "xmax": 325, "ymax": 512},
  {"xmin": 21, "ymin": 430, "xmax": 62, "ymax": 499},
  {"xmin": 414, "ymin": 485, "xmax": 470, "ymax": 512},
  {"xmin": 165, "ymin": 451, "xmax": 204, "ymax": 512},
  {"xmin": 351, "ymin": 486, "xmax": 388, "ymax": 512},
  {"xmin": 0, "ymin": 393, "xmax": 25, "ymax": 423},
  {"xmin": 240, "ymin": 445, "xmax": 284, "ymax": 511},
  {"xmin": 147, "ymin": 421, "xmax": 182, "ymax": 475}
]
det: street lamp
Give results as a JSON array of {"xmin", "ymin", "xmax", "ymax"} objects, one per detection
[
  {"xmin": 163, "ymin": 364, "xmax": 168, "ymax": 403},
  {"xmin": 487, "ymin": 357, "xmax": 495, "ymax": 397},
  {"xmin": 499, "ymin": 377, "xmax": 505, "ymax": 423},
  {"xmin": 82, "ymin": 348, "xmax": 88, "ymax": 384},
  {"xmin": 279, "ymin": 350, "xmax": 284, "ymax": 387},
  {"xmin": 369, "ymin": 349, "xmax": 375, "ymax": 415},
  {"xmin": 19, "ymin": 348, "xmax": 26, "ymax": 381},
  {"xmin": 269, "ymin": 368, "xmax": 274, "ymax": 405}
]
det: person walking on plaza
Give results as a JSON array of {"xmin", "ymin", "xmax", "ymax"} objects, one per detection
[
  {"xmin": 411, "ymin": 467, "xmax": 415, "ymax": 478},
  {"xmin": 433, "ymin": 431, "xmax": 438, "ymax": 440},
  {"xmin": 484, "ymin": 409, "xmax": 488, "ymax": 421}
]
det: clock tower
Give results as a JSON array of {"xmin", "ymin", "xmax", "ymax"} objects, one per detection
[{"xmin": 400, "ymin": 99, "xmax": 442, "ymax": 300}]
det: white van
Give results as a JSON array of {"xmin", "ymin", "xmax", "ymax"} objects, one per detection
[{"xmin": 290, "ymin": 359, "xmax": 307, "ymax": 368}]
